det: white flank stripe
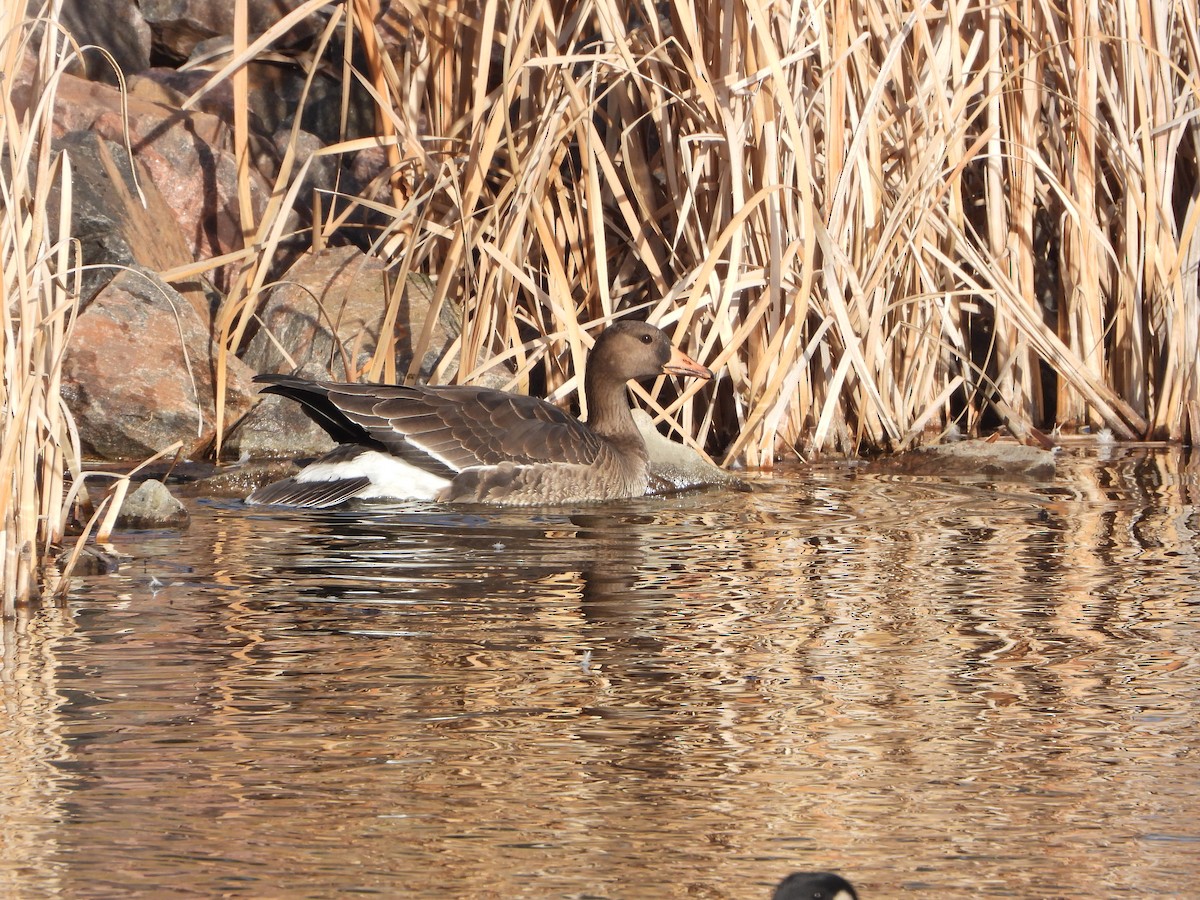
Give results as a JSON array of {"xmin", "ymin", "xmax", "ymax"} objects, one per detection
[{"xmin": 294, "ymin": 450, "xmax": 451, "ymax": 500}]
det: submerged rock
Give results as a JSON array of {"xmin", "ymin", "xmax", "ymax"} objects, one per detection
[
  {"xmin": 884, "ymin": 440, "xmax": 1057, "ymax": 480},
  {"xmin": 198, "ymin": 460, "xmax": 301, "ymax": 499},
  {"xmin": 57, "ymin": 544, "xmax": 125, "ymax": 576}
]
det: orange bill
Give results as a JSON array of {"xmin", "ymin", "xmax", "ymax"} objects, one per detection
[{"xmin": 663, "ymin": 345, "xmax": 713, "ymax": 380}]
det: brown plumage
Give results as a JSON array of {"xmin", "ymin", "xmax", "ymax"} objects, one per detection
[{"xmin": 246, "ymin": 321, "xmax": 712, "ymax": 507}]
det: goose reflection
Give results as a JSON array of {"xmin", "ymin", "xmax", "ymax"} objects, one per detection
[{"xmin": 239, "ymin": 499, "xmax": 685, "ymax": 635}]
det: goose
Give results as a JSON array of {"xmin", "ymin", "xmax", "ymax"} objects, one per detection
[
  {"xmin": 773, "ymin": 871, "xmax": 859, "ymax": 900},
  {"xmin": 246, "ymin": 321, "xmax": 712, "ymax": 507}
]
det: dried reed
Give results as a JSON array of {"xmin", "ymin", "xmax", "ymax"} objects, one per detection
[
  {"xmin": 0, "ymin": 3, "xmax": 163, "ymax": 610},
  {"xmin": 1, "ymin": 2, "xmax": 82, "ymax": 610},
  {"xmin": 185, "ymin": 0, "xmax": 1196, "ymax": 467}
]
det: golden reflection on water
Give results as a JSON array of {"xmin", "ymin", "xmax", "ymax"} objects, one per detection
[{"xmin": 2, "ymin": 446, "xmax": 1199, "ymax": 897}]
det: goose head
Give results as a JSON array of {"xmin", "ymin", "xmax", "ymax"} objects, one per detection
[{"xmin": 586, "ymin": 321, "xmax": 712, "ymax": 388}]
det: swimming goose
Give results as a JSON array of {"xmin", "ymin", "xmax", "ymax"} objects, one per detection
[
  {"xmin": 246, "ymin": 321, "xmax": 712, "ymax": 507},
  {"xmin": 772, "ymin": 871, "xmax": 858, "ymax": 900}
]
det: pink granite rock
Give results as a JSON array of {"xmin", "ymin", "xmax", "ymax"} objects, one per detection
[
  {"xmin": 62, "ymin": 267, "xmax": 256, "ymax": 459},
  {"xmin": 19, "ymin": 71, "xmax": 272, "ymax": 291},
  {"xmin": 53, "ymin": 130, "xmax": 206, "ymax": 312}
]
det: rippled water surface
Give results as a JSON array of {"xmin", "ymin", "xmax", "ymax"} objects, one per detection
[{"xmin": 3, "ymin": 446, "xmax": 1200, "ymax": 898}]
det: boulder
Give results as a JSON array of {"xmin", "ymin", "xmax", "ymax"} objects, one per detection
[
  {"xmin": 138, "ymin": 0, "xmax": 324, "ymax": 64},
  {"xmin": 224, "ymin": 393, "xmax": 337, "ymax": 460},
  {"xmin": 61, "ymin": 267, "xmax": 257, "ymax": 459},
  {"xmin": 230, "ymin": 246, "xmax": 464, "ymax": 457},
  {"xmin": 240, "ymin": 246, "xmax": 455, "ymax": 378},
  {"xmin": 18, "ymin": 71, "xmax": 273, "ymax": 291},
  {"xmin": 52, "ymin": 130, "xmax": 212, "ymax": 313},
  {"xmin": 240, "ymin": 246, "xmax": 376, "ymax": 379}
]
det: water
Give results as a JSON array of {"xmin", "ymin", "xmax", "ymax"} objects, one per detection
[{"xmin": 3, "ymin": 446, "xmax": 1199, "ymax": 897}]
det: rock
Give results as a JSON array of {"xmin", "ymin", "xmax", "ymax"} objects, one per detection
[
  {"xmin": 17, "ymin": 70, "xmax": 273, "ymax": 291},
  {"xmin": 61, "ymin": 267, "xmax": 257, "ymax": 459},
  {"xmin": 131, "ymin": 56, "xmax": 374, "ymax": 155},
  {"xmin": 138, "ymin": 0, "xmax": 324, "ymax": 64},
  {"xmin": 349, "ymin": 144, "xmax": 393, "ymax": 202},
  {"xmin": 230, "ymin": 247, "xmax": 466, "ymax": 457},
  {"xmin": 224, "ymin": 393, "xmax": 337, "ymax": 460},
  {"xmin": 240, "ymin": 246, "xmax": 456, "ymax": 378},
  {"xmin": 114, "ymin": 479, "xmax": 190, "ymax": 529},
  {"xmin": 885, "ymin": 440, "xmax": 1058, "ymax": 479},
  {"xmin": 273, "ymin": 128, "xmax": 341, "ymax": 199},
  {"xmin": 126, "ymin": 460, "xmax": 224, "ymax": 484},
  {"xmin": 51, "ymin": 130, "xmax": 212, "ymax": 312},
  {"xmin": 239, "ymin": 246, "xmax": 387, "ymax": 379},
  {"xmin": 232, "ymin": 247, "xmax": 390, "ymax": 456},
  {"xmin": 633, "ymin": 410, "xmax": 747, "ymax": 493},
  {"xmin": 60, "ymin": 0, "xmax": 152, "ymax": 84},
  {"xmin": 57, "ymin": 544, "xmax": 124, "ymax": 576}
]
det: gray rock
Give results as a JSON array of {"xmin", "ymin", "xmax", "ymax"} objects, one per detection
[
  {"xmin": 138, "ymin": 0, "xmax": 324, "ymax": 64},
  {"xmin": 232, "ymin": 247, "xmax": 470, "ymax": 458},
  {"xmin": 225, "ymin": 393, "xmax": 337, "ymax": 460},
  {"xmin": 241, "ymin": 247, "xmax": 459, "ymax": 380},
  {"xmin": 60, "ymin": 0, "xmax": 152, "ymax": 83},
  {"xmin": 115, "ymin": 480, "xmax": 190, "ymax": 529},
  {"xmin": 57, "ymin": 544, "xmax": 125, "ymax": 576}
]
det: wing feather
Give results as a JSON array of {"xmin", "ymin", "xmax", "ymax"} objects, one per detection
[
  {"xmin": 246, "ymin": 476, "xmax": 371, "ymax": 508},
  {"xmin": 253, "ymin": 375, "xmax": 606, "ymax": 478},
  {"xmin": 327, "ymin": 383, "xmax": 603, "ymax": 472}
]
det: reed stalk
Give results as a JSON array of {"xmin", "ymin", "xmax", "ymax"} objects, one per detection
[{"xmin": 1, "ymin": 1, "xmax": 83, "ymax": 610}]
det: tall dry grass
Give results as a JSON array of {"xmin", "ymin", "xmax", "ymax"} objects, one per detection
[
  {"xmin": 0, "ymin": 4, "xmax": 167, "ymax": 611},
  {"xmin": 183, "ymin": 0, "xmax": 1198, "ymax": 466},
  {"xmin": 0, "ymin": 3, "xmax": 82, "ymax": 611}
]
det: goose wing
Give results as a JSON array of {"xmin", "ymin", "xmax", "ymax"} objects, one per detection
[
  {"xmin": 254, "ymin": 375, "xmax": 604, "ymax": 477},
  {"xmin": 330, "ymin": 383, "xmax": 605, "ymax": 473}
]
